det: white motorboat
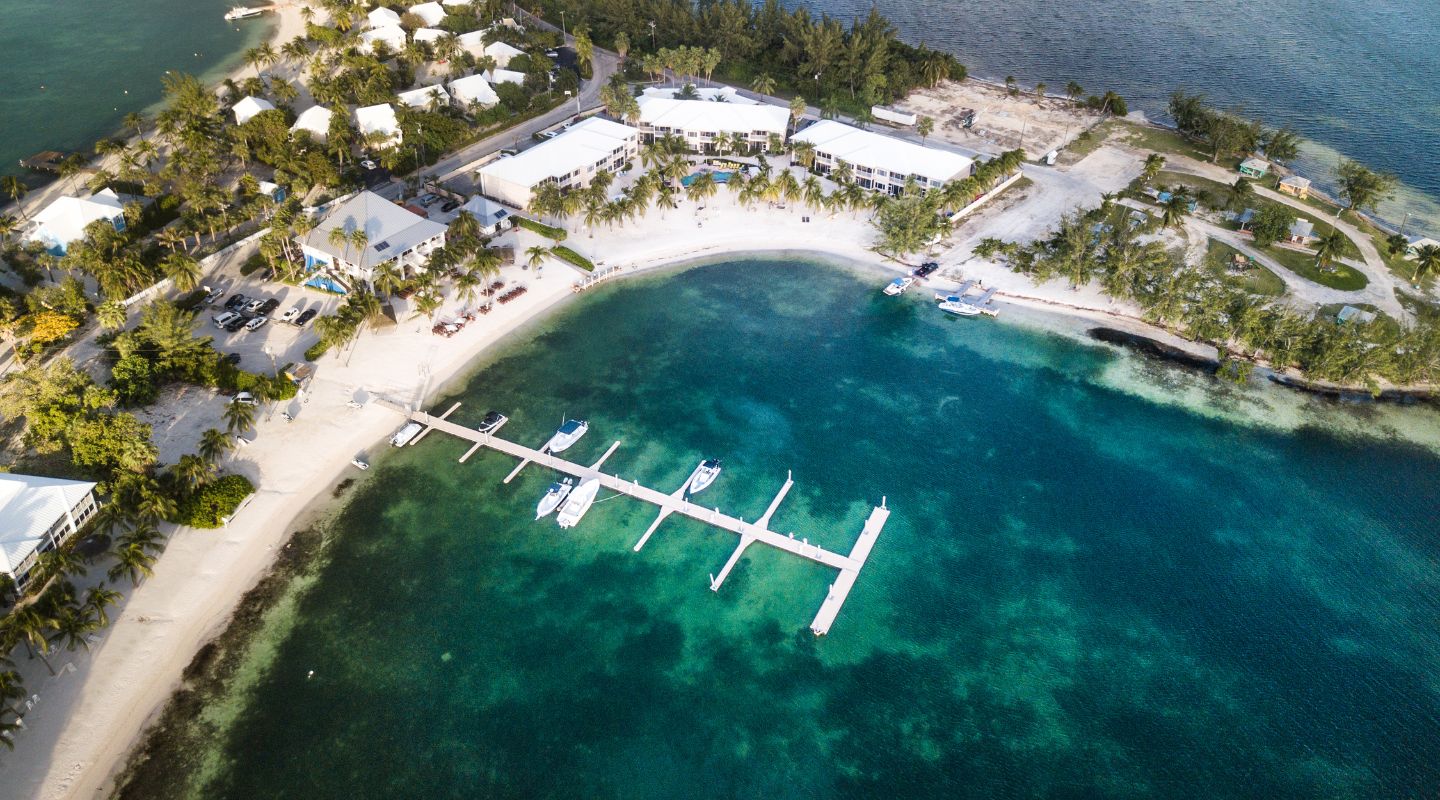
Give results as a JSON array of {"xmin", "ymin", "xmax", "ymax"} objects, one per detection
[
  {"xmin": 555, "ymin": 478, "xmax": 601, "ymax": 529},
  {"xmin": 688, "ymin": 459, "xmax": 722, "ymax": 495},
  {"xmin": 350, "ymin": 458, "xmax": 370, "ymax": 471},
  {"xmin": 224, "ymin": 6, "xmax": 264, "ymax": 20},
  {"xmin": 536, "ymin": 478, "xmax": 574, "ymax": 519},
  {"xmin": 939, "ymin": 299, "xmax": 983, "ymax": 317},
  {"xmin": 883, "ymin": 276, "xmax": 916, "ymax": 296},
  {"xmin": 390, "ymin": 422, "xmax": 423, "ymax": 447},
  {"xmin": 543, "ymin": 419, "xmax": 588, "ymax": 453}
]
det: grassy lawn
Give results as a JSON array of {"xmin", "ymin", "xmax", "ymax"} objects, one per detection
[
  {"xmin": 1205, "ymin": 239, "xmax": 1286, "ymax": 296},
  {"xmin": 1153, "ymin": 169, "xmax": 1233, "ymax": 206},
  {"xmin": 1107, "ymin": 119, "xmax": 1217, "ymax": 163},
  {"xmin": 1264, "ymin": 245, "xmax": 1369, "ymax": 290},
  {"xmin": 1353, "ymin": 216, "xmax": 1436, "ymax": 291}
]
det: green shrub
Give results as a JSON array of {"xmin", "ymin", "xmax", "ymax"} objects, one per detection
[
  {"xmin": 172, "ymin": 474, "xmax": 255, "ymax": 528},
  {"xmin": 304, "ymin": 341, "xmax": 331, "ymax": 361},
  {"xmin": 551, "ymin": 245, "xmax": 594, "ymax": 271},
  {"xmin": 514, "ymin": 216, "xmax": 567, "ymax": 241},
  {"xmin": 240, "ymin": 254, "xmax": 267, "ymax": 276}
]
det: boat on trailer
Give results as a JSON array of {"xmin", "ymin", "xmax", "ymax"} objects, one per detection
[
  {"xmin": 555, "ymin": 478, "xmax": 601, "ymax": 529},
  {"xmin": 688, "ymin": 459, "xmax": 722, "ymax": 495},
  {"xmin": 536, "ymin": 478, "xmax": 574, "ymax": 519}
]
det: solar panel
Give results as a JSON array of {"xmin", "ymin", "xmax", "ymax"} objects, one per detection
[{"xmin": 373, "ymin": 241, "xmax": 391, "ymax": 252}]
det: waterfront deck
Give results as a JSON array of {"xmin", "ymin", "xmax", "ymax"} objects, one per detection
[{"xmin": 409, "ymin": 409, "xmax": 888, "ymax": 635}]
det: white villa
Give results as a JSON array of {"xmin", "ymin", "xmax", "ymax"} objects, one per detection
[
  {"xmin": 367, "ymin": 6, "xmax": 402, "ymax": 27},
  {"xmin": 791, "ymin": 120, "xmax": 975, "ymax": 194},
  {"xmin": 361, "ymin": 24, "xmax": 407, "ymax": 54},
  {"xmin": 397, "ymin": 84, "xmax": 451, "ymax": 109},
  {"xmin": 413, "ymin": 27, "xmax": 448, "ymax": 45},
  {"xmin": 291, "ymin": 105, "xmax": 334, "ymax": 142},
  {"xmin": 459, "ymin": 195, "xmax": 513, "ymax": 236},
  {"xmin": 0, "ymin": 474, "xmax": 99, "ymax": 593},
  {"xmin": 408, "ymin": 1, "xmax": 447, "ymax": 26},
  {"xmin": 484, "ymin": 41, "xmax": 525, "ymax": 68},
  {"xmin": 26, "ymin": 189, "xmax": 127, "ymax": 255},
  {"xmin": 639, "ymin": 85, "xmax": 758, "ymax": 105},
  {"xmin": 355, "ymin": 103, "xmax": 403, "ymax": 148},
  {"xmin": 233, "ymin": 95, "xmax": 276, "ymax": 126},
  {"xmin": 477, "ymin": 117, "xmax": 639, "ymax": 209},
  {"xmin": 299, "ymin": 191, "xmax": 447, "ymax": 287},
  {"xmin": 449, "ymin": 74, "xmax": 499, "ymax": 108},
  {"xmin": 483, "ymin": 68, "xmax": 525, "ymax": 86},
  {"xmin": 636, "ymin": 96, "xmax": 789, "ymax": 152},
  {"xmin": 441, "ymin": 0, "xmax": 472, "ymax": 6}
]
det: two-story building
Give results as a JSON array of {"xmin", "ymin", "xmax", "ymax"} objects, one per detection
[
  {"xmin": 299, "ymin": 190, "xmax": 447, "ymax": 291},
  {"xmin": 26, "ymin": 189, "xmax": 128, "ymax": 255},
  {"xmin": 0, "ymin": 474, "xmax": 99, "ymax": 593},
  {"xmin": 635, "ymin": 96, "xmax": 790, "ymax": 153},
  {"xmin": 476, "ymin": 117, "xmax": 639, "ymax": 209},
  {"xmin": 790, "ymin": 120, "xmax": 975, "ymax": 195}
]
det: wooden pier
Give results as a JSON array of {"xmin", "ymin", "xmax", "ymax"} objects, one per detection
[
  {"xmin": 572, "ymin": 265, "xmax": 624, "ymax": 293},
  {"xmin": 408, "ymin": 409, "xmax": 888, "ymax": 635}
]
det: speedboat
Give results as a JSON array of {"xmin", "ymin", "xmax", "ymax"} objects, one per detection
[
  {"xmin": 536, "ymin": 478, "xmax": 574, "ymax": 519},
  {"xmin": 224, "ymin": 6, "xmax": 263, "ymax": 20},
  {"xmin": 477, "ymin": 410, "xmax": 508, "ymax": 434},
  {"xmin": 543, "ymin": 419, "xmax": 588, "ymax": 453},
  {"xmin": 939, "ymin": 299, "xmax": 983, "ymax": 317},
  {"xmin": 688, "ymin": 459, "xmax": 722, "ymax": 495},
  {"xmin": 350, "ymin": 458, "xmax": 370, "ymax": 471},
  {"xmin": 555, "ymin": 478, "xmax": 601, "ymax": 529},
  {"xmin": 883, "ymin": 276, "xmax": 916, "ymax": 296}
]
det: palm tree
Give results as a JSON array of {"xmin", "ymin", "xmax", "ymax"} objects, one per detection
[
  {"xmin": 1035, "ymin": 82, "xmax": 1047, "ymax": 99},
  {"xmin": 223, "ymin": 398, "xmax": 257, "ymax": 433},
  {"xmin": 790, "ymin": 140, "xmax": 817, "ymax": 171},
  {"xmin": 751, "ymin": 73, "xmax": 777, "ymax": 96},
  {"xmin": 0, "ymin": 607, "xmax": 57, "ymax": 675},
  {"xmin": 198, "ymin": 428, "xmax": 232, "ymax": 464},
  {"xmin": 686, "ymin": 172, "xmax": 718, "ymax": 206},
  {"xmin": 1314, "ymin": 229, "xmax": 1349, "ymax": 270},
  {"xmin": 525, "ymin": 245, "xmax": 550, "ymax": 271},
  {"xmin": 1161, "ymin": 190, "xmax": 1191, "ymax": 229},
  {"xmin": 1141, "ymin": 153, "xmax": 1165, "ymax": 184},
  {"xmin": 2, "ymin": 176, "xmax": 29, "ymax": 220},
  {"xmin": 96, "ymin": 300, "xmax": 128, "ymax": 331},
  {"xmin": 163, "ymin": 253, "xmax": 202, "ymax": 292},
  {"xmin": 0, "ymin": 669, "xmax": 26, "ymax": 717},
  {"xmin": 328, "ymin": 226, "xmax": 351, "ymax": 264},
  {"xmin": 1065, "ymin": 81, "xmax": 1084, "ymax": 102},
  {"xmin": 83, "ymin": 585, "xmax": 123, "ymax": 628},
  {"xmin": 1412, "ymin": 244, "xmax": 1440, "ymax": 285},
  {"xmin": 173, "ymin": 454, "xmax": 215, "ymax": 493},
  {"xmin": 109, "ymin": 538, "xmax": 160, "ymax": 586},
  {"xmin": 133, "ymin": 489, "xmax": 177, "ymax": 525},
  {"xmin": 47, "ymin": 601, "xmax": 98, "ymax": 653},
  {"xmin": 0, "ymin": 215, "xmax": 16, "ymax": 243},
  {"xmin": 788, "ymin": 95, "xmax": 807, "ymax": 133},
  {"xmin": 1227, "ymin": 177, "xmax": 1253, "ymax": 210},
  {"xmin": 916, "ymin": 116, "xmax": 935, "ymax": 145}
]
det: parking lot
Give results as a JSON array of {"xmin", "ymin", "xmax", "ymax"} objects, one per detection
[{"xmin": 198, "ymin": 271, "xmax": 345, "ymax": 372}]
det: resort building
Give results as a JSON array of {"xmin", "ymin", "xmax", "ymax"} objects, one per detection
[
  {"xmin": 397, "ymin": 84, "xmax": 451, "ymax": 109},
  {"xmin": 483, "ymin": 68, "xmax": 525, "ymax": 86},
  {"xmin": 1277, "ymin": 174, "xmax": 1312, "ymax": 198},
  {"xmin": 361, "ymin": 24, "xmax": 407, "ymax": 54},
  {"xmin": 639, "ymin": 86, "xmax": 758, "ymax": 104},
  {"xmin": 441, "ymin": 0, "xmax": 472, "ymax": 7},
  {"xmin": 26, "ymin": 189, "xmax": 127, "ymax": 255},
  {"xmin": 1405, "ymin": 234, "xmax": 1440, "ymax": 259},
  {"xmin": 413, "ymin": 27, "xmax": 448, "ymax": 46},
  {"xmin": 299, "ymin": 190, "xmax": 447, "ymax": 288},
  {"xmin": 355, "ymin": 103, "xmax": 403, "ymax": 149},
  {"xmin": 408, "ymin": 1, "xmax": 447, "ymax": 26},
  {"xmin": 790, "ymin": 120, "xmax": 975, "ymax": 194},
  {"xmin": 291, "ymin": 105, "xmax": 334, "ymax": 142},
  {"xmin": 1239, "ymin": 157, "xmax": 1271, "ymax": 179},
  {"xmin": 449, "ymin": 74, "xmax": 499, "ymax": 109},
  {"xmin": 367, "ymin": 7, "xmax": 402, "ymax": 27},
  {"xmin": 476, "ymin": 117, "xmax": 639, "ymax": 209},
  {"xmin": 459, "ymin": 195, "xmax": 513, "ymax": 236},
  {"xmin": 233, "ymin": 95, "xmax": 275, "ymax": 126},
  {"xmin": 483, "ymin": 41, "xmax": 525, "ymax": 68},
  {"xmin": 635, "ymin": 96, "xmax": 790, "ymax": 152},
  {"xmin": 0, "ymin": 473, "xmax": 99, "ymax": 593}
]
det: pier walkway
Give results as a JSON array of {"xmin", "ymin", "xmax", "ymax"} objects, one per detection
[{"xmin": 408, "ymin": 410, "xmax": 888, "ymax": 635}]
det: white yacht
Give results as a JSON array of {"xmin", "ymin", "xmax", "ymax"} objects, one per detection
[
  {"xmin": 883, "ymin": 276, "xmax": 916, "ymax": 296},
  {"xmin": 536, "ymin": 478, "xmax": 574, "ymax": 519},
  {"xmin": 938, "ymin": 298, "xmax": 983, "ymax": 317},
  {"xmin": 543, "ymin": 419, "xmax": 588, "ymax": 454},
  {"xmin": 224, "ymin": 6, "xmax": 264, "ymax": 20},
  {"xmin": 555, "ymin": 478, "xmax": 601, "ymax": 529},
  {"xmin": 688, "ymin": 459, "xmax": 722, "ymax": 495}
]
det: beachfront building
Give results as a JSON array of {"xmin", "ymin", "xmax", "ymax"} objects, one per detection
[
  {"xmin": 1239, "ymin": 157, "xmax": 1271, "ymax": 179},
  {"xmin": 397, "ymin": 84, "xmax": 451, "ymax": 109},
  {"xmin": 1405, "ymin": 234, "xmax": 1440, "ymax": 259},
  {"xmin": 639, "ymin": 86, "xmax": 757, "ymax": 104},
  {"xmin": 355, "ymin": 103, "xmax": 402, "ymax": 149},
  {"xmin": 0, "ymin": 474, "xmax": 99, "ymax": 593},
  {"xmin": 441, "ymin": 0, "xmax": 472, "ymax": 7},
  {"xmin": 367, "ymin": 6, "xmax": 402, "ymax": 27},
  {"xmin": 299, "ymin": 190, "xmax": 447, "ymax": 289},
  {"xmin": 408, "ymin": 1, "xmax": 447, "ymax": 26},
  {"xmin": 483, "ymin": 68, "xmax": 525, "ymax": 86},
  {"xmin": 476, "ymin": 117, "xmax": 639, "ymax": 209},
  {"xmin": 413, "ymin": 27, "xmax": 448, "ymax": 46},
  {"xmin": 449, "ymin": 74, "xmax": 499, "ymax": 109},
  {"xmin": 1277, "ymin": 174, "xmax": 1312, "ymax": 199},
  {"xmin": 635, "ymin": 96, "xmax": 789, "ymax": 153},
  {"xmin": 459, "ymin": 195, "xmax": 513, "ymax": 236},
  {"xmin": 25, "ymin": 189, "xmax": 127, "ymax": 255},
  {"xmin": 1287, "ymin": 219, "xmax": 1318, "ymax": 245},
  {"xmin": 790, "ymin": 120, "xmax": 975, "ymax": 195},
  {"xmin": 361, "ymin": 24, "xmax": 407, "ymax": 54},
  {"xmin": 233, "ymin": 95, "xmax": 275, "ymax": 126},
  {"xmin": 291, "ymin": 105, "xmax": 334, "ymax": 142},
  {"xmin": 484, "ymin": 41, "xmax": 525, "ymax": 68}
]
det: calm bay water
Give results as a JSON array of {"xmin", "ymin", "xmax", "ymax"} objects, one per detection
[
  {"xmin": 0, "ymin": 0, "xmax": 270, "ymax": 182},
  {"xmin": 793, "ymin": 0, "xmax": 1440, "ymax": 233},
  {"xmin": 159, "ymin": 259, "xmax": 1440, "ymax": 798}
]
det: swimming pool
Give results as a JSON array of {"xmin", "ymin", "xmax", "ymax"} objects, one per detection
[{"xmin": 680, "ymin": 171, "xmax": 734, "ymax": 186}]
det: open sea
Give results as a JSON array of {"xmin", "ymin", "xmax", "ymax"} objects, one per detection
[{"xmin": 138, "ymin": 258, "xmax": 1440, "ymax": 799}]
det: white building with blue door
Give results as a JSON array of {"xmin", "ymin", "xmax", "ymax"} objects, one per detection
[
  {"xmin": 298, "ymin": 191, "xmax": 446, "ymax": 292},
  {"xmin": 25, "ymin": 189, "xmax": 128, "ymax": 255}
]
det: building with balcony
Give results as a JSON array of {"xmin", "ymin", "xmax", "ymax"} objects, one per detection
[
  {"xmin": 635, "ymin": 96, "xmax": 789, "ymax": 153},
  {"xmin": 299, "ymin": 191, "xmax": 447, "ymax": 290},
  {"xmin": 790, "ymin": 120, "xmax": 975, "ymax": 195},
  {"xmin": 476, "ymin": 117, "xmax": 639, "ymax": 209},
  {"xmin": 0, "ymin": 474, "xmax": 99, "ymax": 593}
]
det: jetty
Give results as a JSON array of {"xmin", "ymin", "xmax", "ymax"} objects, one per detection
[
  {"xmin": 407, "ymin": 408, "xmax": 889, "ymax": 635},
  {"xmin": 572, "ymin": 265, "xmax": 624, "ymax": 293},
  {"xmin": 934, "ymin": 284, "xmax": 1000, "ymax": 317}
]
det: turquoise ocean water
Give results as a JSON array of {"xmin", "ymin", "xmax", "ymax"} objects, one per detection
[
  {"xmin": 0, "ymin": 0, "xmax": 271, "ymax": 182},
  {"xmin": 164, "ymin": 258, "xmax": 1440, "ymax": 798}
]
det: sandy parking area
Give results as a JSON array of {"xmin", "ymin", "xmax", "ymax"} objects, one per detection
[{"xmin": 897, "ymin": 79, "xmax": 1103, "ymax": 159}]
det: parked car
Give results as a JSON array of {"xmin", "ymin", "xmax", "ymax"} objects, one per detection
[
  {"xmin": 440, "ymin": 200, "xmax": 460, "ymax": 213},
  {"xmin": 244, "ymin": 316, "xmax": 268, "ymax": 332},
  {"xmin": 243, "ymin": 298, "xmax": 266, "ymax": 314},
  {"xmin": 499, "ymin": 148, "xmax": 518, "ymax": 158},
  {"xmin": 360, "ymin": 159, "xmax": 378, "ymax": 170},
  {"xmin": 258, "ymin": 298, "xmax": 280, "ymax": 315},
  {"xmin": 213, "ymin": 311, "xmax": 243, "ymax": 329},
  {"xmin": 223, "ymin": 316, "xmax": 247, "ymax": 332},
  {"xmin": 418, "ymin": 193, "xmax": 439, "ymax": 206},
  {"xmin": 203, "ymin": 288, "xmax": 226, "ymax": 307},
  {"xmin": 224, "ymin": 293, "xmax": 247, "ymax": 310},
  {"xmin": 233, "ymin": 392, "xmax": 259, "ymax": 406},
  {"xmin": 279, "ymin": 307, "xmax": 301, "ymax": 324},
  {"xmin": 295, "ymin": 308, "xmax": 318, "ymax": 326}
]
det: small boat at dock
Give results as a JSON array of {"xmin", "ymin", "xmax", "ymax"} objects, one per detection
[
  {"xmin": 536, "ymin": 478, "xmax": 574, "ymax": 519},
  {"xmin": 225, "ymin": 6, "xmax": 265, "ymax": 20},
  {"xmin": 938, "ymin": 298, "xmax": 983, "ymax": 317},
  {"xmin": 555, "ymin": 478, "xmax": 601, "ymax": 528},
  {"xmin": 883, "ymin": 276, "xmax": 915, "ymax": 296},
  {"xmin": 350, "ymin": 458, "xmax": 370, "ymax": 470},
  {"xmin": 543, "ymin": 419, "xmax": 588, "ymax": 453},
  {"xmin": 688, "ymin": 459, "xmax": 722, "ymax": 495}
]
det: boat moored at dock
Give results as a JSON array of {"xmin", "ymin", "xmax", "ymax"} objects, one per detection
[
  {"xmin": 688, "ymin": 459, "xmax": 722, "ymax": 494},
  {"xmin": 555, "ymin": 478, "xmax": 601, "ymax": 528},
  {"xmin": 883, "ymin": 276, "xmax": 916, "ymax": 296},
  {"xmin": 224, "ymin": 6, "xmax": 265, "ymax": 20},
  {"xmin": 536, "ymin": 478, "xmax": 574, "ymax": 519},
  {"xmin": 543, "ymin": 419, "xmax": 588, "ymax": 453},
  {"xmin": 939, "ymin": 298, "xmax": 983, "ymax": 317}
]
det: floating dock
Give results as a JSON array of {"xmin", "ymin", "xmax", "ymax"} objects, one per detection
[{"xmin": 408, "ymin": 409, "xmax": 888, "ymax": 635}]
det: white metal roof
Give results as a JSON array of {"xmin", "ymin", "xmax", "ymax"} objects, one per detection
[
  {"xmin": 397, "ymin": 84, "xmax": 451, "ymax": 108},
  {"xmin": 0, "ymin": 474, "xmax": 96, "ymax": 575},
  {"xmin": 456, "ymin": 29, "xmax": 487, "ymax": 47},
  {"xmin": 409, "ymin": 2, "xmax": 446, "ymax": 26},
  {"xmin": 361, "ymin": 24, "xmax": 406, "ymax": 53},
  {"xmin": 483, "ymin": 68, "xmax": 524, "ymax": 86},
  {"xmin": 449, "ymin": 74, "xmax": 499, "ymax": 106},
  {"xmin": 355, "ymin": 103, "xmax": 401, "ymax": 138},
  {"xmin": 478, "ymin": 117, "xmax": 638, "ymax": 188},
  {"xmin": 28, "ymin": 189, "xmax": 126, "ymax": 249},
  {"xmin": 291, "ymin": 105, "xmax": 334, "ymax": 138},
  {"xmin": 791, "ymin": 120, "xmax": 974, "ymax": 184},
  {"xmin": 367, "ymin": 7, "xmax": 401, "ymax": 27},
  {"xmin": 640, "ymin": 86, "xmax": 758, "ymax": 105},
  {"xmin": 233, "ymin": 95, "xmax": 275, "ymax": 125},
  {"xmin": 412, "ymin": 27, "xmax": 448, "ymax": 43},
  {"xmin": 460, "ymin": 195, "xmax": 512, "ymax": 228},
  {"xmin": 442, "ymin": 0, "xmax": 472, "ymax": 6},
  {"xmin": 303, "ymin": 191, "xmax": 447, "ymax": 270},
  {"xmin": 484, "ymin": 41, "xmax": 524, "ymax": 65},
  {"xmin": 637, "ymin": 96, "xmax": 789, "ymax": 136}
]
